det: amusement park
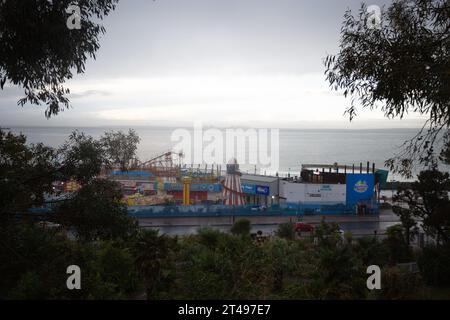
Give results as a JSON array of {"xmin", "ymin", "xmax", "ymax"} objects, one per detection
[{"xmin": 56, "ymin": 149, "xmax": 389, "ymax": 223}]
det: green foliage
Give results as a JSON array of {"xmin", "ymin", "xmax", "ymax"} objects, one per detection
[
  {"xmin": 230, "ymin": 218, "xmax": 251, "ymax": 237},
  {"xmin": 0, "ymin": 129, "xmax": 59, "ymax": 217},
  {"xmin": 59, "ymin": 130, "xmax": 108, "ymax": 184},
  {"xmin": 132, "ymin": 229, "xmax": 177, "ymax": 299},
  {"xmin": 79, "ymin": 240, "xmax": 140, "ymax": 299},
  {"xmin": 0, "ymin": 223, "xmax": 139, "ymax": 299},
  {"xmin": 276, "ymin": 222, "xmax": 295, "ymax": 240},
  {"xmin": 394, "ymin": 169, "xmax": 450, "ymax": 245},
  {"xmin": 1, "ymin": 220, "xmax": 438, "ymax": 300},
  {"xmin": 418, "ymin": 245, "xmax": 450, "ymax": 286},
  {"xmin": 354, "ymin": 237, "xmax": 389, "ymax": 267},
  {"xmin": 439, "ymin": 131, "xmax": 450, "ymax": 165},
  {"xmin": 196, "ymin": 227, "xmax": 225, "ymax": 248},
  {"xmin": 55, "ymin": 178, "xmax": 138, "ymax": 242},
  {"xmin": 369, "ymin": 266, "xmax": 425, "ymax": 299},
  {"xmin": 314, "ymin": 220, "xmax": 342, "ymax": 248},
  {"xmin": 101, "ymin": 129, "xmax": 140, "ymax": 171},
  {"xmin": 343, "ymin": 230, "xmax": 353, "ymax": 244},
  {"xmin": 392, "ymin": 205, "xmax": 418, "ymax": 246},
  {"xmin": 0, "ymin": 0, "xmax": 119, "ymax": 116},
  {"xmin": 0, "ymin": 128, "xmax": 141, "ymax": 221},
  {"xmin": 325, "ymin": 0, "xmax": 450, "ymax": 176},
  {"xmin": 384, "ymin": 225, "xmax": 414, "ymax": 263},
  {"xmin": 311, "ymin": 245, "xmax": 366, "ymax": 299}
]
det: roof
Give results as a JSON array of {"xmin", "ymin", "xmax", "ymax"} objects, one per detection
[{"xmin": 241, "ymin": 174, "xmax": 279, "ymax": 184}]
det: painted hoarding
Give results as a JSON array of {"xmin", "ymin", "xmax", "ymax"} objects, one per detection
[
  {"xmin": 256, "ymin": 185, "xmax": 270, "ymax": 195},
  {"xmin": 345, "ymin": 173, "xmax": 375, "ymax": 204},
  {"xmin": 241, "ymin": 184, "xmax": 270, "ymax": 196},
  {"xmin": 163, "ymin": 183, "xmax": 222, "ymax": 192},
  {"xmin": 281, "ymin": 181, "xmax": 346, "ymax": 204}
]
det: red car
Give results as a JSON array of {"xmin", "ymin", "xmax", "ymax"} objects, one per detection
[{"xmin": 294, "ymin": 222, "xmax": 315, "ymax": 232}]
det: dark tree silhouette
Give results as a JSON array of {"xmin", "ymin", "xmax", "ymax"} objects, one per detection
[
  {"xmin": 325, "ymin": 0, "xmax": 450, "ymax": 177},
  {"xmin": 0, "ymin": 0, "xmax": 119, "ymax": 117}
]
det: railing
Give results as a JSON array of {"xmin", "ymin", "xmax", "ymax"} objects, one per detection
[
  {"xmin": 128, "ymin": 202, "xmax": 379, "ymax": 217},
  {"xmin": 28, "ymin": 200, "xmax": 379, "ymax": 218}
]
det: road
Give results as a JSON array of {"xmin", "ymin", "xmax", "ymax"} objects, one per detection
[{"xmin": 139, "ymin": 209, "xmax": 401, "ymax": 237}]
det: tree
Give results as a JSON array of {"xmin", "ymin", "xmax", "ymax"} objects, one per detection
[
  {"xmin": 101, "ymin": 129, "xmax": 140, "ymax": 171},
  {"xmin": 439, "ymin": 130, "xmax": 450, "ymax": 164},
  {"xmin": 58, "ymin": 130, "xmax": 108, "ymax": 184},
  {"xmin": 314, "ymin": 220, "xmax": 342, "ymax": 248},
  {"xmin": 325, "ymin": 0, "xmax": 450, "ymax": 177},
  {"xmin": 0, "ymin": 223, "xmax": 140, "ymax": 299},
  {"xmin": 384, "ymin": 224, "xmax": 414, "ymax": 263},
  {"xmin": 391, "ymin": 206, "xmax": 418, "ymax": 246},
  {"xmin": 312, "ymin": 245, "xmax": 366, "ymax": 299},
  {"xmin": 418, "ymin": 244, "xmax": 450, "ymax": 286},
  {"xmin": 0, "ymin": 129, "xmax": 59, "ymax": 219},
  {"xmin": 230, "ymin": 218, "xmax": 251, "ymax": 237},
  {"xmin": 0, "ymin": 0, "xmax": 119, "ymax": 117},
  {"xmin": 133, "ymin": 230, "xmax": 176, "ymax": 300},
  {"xmin": 55, "ymin": 178, "xmax": 137, "ymax": 241},
  {"xmin": 393, "ymin": 168, "xmax": 450, "ymax": 244},
  {"xmin": 276, "ymin": 222, "xmax": 295, "ymax": 240}
]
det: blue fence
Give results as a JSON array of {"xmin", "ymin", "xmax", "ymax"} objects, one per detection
[
  {"xmin": 28, "ymin": 201, "xmax": 378, "ymax": 218},
  {"xmin": 128, "ymin": 202, "xmax": 378, "ymax": 218}
]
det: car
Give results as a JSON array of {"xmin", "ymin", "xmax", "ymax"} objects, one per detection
[{"xmin": 294, "ymin": 222, "xmax": 315, "ymax": 232}]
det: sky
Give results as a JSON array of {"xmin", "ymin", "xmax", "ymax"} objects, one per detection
[{"xmin": 0, "ymin": 0, "xmax": 427, "ymax": 128}]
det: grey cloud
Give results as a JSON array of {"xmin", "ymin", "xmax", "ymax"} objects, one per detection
[{"xmin": 69, "ymin": 90, "xmax": 112, "ymax": 99}]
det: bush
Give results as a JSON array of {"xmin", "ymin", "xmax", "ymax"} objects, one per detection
[
  {"xmin": 0, "ymin": 223, "xmax": 140, "ymax": 299},
  {"xmin": 354, "ymin": 236, "xmax": 389, "ymax": 267},
  {"xmin": 418, "ymin": 245, "xmax": 450, "ymax": 286},
  {"xmin": 276, "ymin": 222, "xmax": 295, "ymax": 240},
  {"xmin": 230, "ymin": 219, "xmax": 251, "ymax": 237},
  {"xmin": 314, "ymin": 220, "xmax": 342, "ymax": 248},
  {"xmin": 55, "ymin": 179, "xmax": 138, "ymax": 242},
  {"xmin": 197, "ymin": 227, "xmax": 224, "ymax": 248},
  {"xmin": 311, "ymin": 245, "xmax": 366, "ymax": 299},
  {"xmin": 369, "ymin": 266, "xmax": 425, "ymax": 299},
  {"xmin": 383, "ymin": 224, "xmax": 413, "ymax": 263}
]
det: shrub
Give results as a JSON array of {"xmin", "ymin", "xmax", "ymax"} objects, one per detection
[
  {"xmin": 276, "ymin": 222, "xmax": 295, "ymax": 240},
  {"xmin": 383, "ymin": 224, "xmax": 413, "ymax": 263},
  {"xmin": 418, "ymin": 245, "xmax": 450, "ymax": 286},
  {"xmin": 230, "ymin": 219, "xmax": 251, "ymax": 237},
  {"xmin": 369, "ymin": 266, "xmax": 425, "ymax": 299}
]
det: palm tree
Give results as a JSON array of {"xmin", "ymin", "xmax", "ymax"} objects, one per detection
[{"xmin": 133, "ymin": 229, "xmax": 175, "ymax": 299}]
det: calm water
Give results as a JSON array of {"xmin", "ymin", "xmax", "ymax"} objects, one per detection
[{"xmin": 6, "ymin": 126, "xmax": 449, "ymax": 181}]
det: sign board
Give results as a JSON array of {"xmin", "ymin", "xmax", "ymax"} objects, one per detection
[
  {"xmin": 281, "ymin": 181, "xmax": 345, "ymax": 204},
  {"xmin": 164, "ymin": 183, "xmax": 221, "ymax": 192},
  {"xmin": 241, "ymin": 184, "xmax": 270, "ymax": 196},
  {"xmin": 304, "ymin": 184, "xmax": 345, "ymax": 203},
  {"xmin": 241, "ymin": 184, "xmax": 256, "ymax": 194},
  {"xmin": 346, "ymin": 173, "xmax": 374, "ymax": 204},
  {"xmin": 111, "ymin": 170, "xmax": 153, "ymax": 177},
  {"xmin": 256, "ymin": 185, "xmax": 270, "ymax": 196}
]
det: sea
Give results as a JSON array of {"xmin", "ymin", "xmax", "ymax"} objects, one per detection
[{"xmin": 4, "ymin": 126, "xmax": 449, "ymax": 182}]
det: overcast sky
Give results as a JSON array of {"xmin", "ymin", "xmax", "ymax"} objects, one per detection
[{"xmin": 0, "ymin": 0, "xmax": 426, "ymax": 128}]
